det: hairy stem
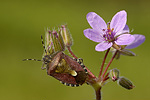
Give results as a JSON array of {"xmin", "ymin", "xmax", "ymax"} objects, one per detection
[
  {"xmin": 95, "ymin": 87, "xmax": 101, "ymax": 100},
  {"xmin": 67, "ymin": 46, "xmax": 78, "ymax": 59},
  {"xmin": 101, "ymin": 50, "xmax": 118, "ymax": 79},
  {"xmin": 103, "ymin": 72, "xmax": 109, "ymax": 81},
  {"xmin": 98, "ymin": 48, "xmax": 110, "ymax": 79}
]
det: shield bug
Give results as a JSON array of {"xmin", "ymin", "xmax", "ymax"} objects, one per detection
[
  {"xmin": 23, "ymin": 33, "xmax": 88, "ymax": 87},
  {"xmin": 45, "ymin": 51, "xmax": 88, "ymax": 87}
]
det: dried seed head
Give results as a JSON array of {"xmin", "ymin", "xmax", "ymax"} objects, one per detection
[
  {"xmin": 51, "ymin": 30, "xmax": 65, "ymax": 52},
  {"xmin": 44, "ymin": 28, "xmax": 65, "ymax": 56},
  {"xmin": 60, "ymin": 25, "xmax": 73, "ymax": 47}
]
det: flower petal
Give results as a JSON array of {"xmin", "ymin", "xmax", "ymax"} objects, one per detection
[
  {"xmin": 125, "ymin": 34, "xmax": 145, "ymax": 49},
  {"xmin": 95, "ymin": 42, "xmax": 112, "ymax": 51},
  {"xmin": 86, "ymin": 12, "xmax": 107, "ymax": 34},
  {"xmin": 110, "ymin": 10, "xmax": 127, "ymax": 35},
  {"xmin": 115, "ymin": 24, "xmax": 130, "ymax": 36},
  {"xmin": 115, "ymin": 34, "xmax": 135, "ymax": 45},
  {"xmin": 84, "ymin": 29, "xmax": 104, "ymax": 42}
]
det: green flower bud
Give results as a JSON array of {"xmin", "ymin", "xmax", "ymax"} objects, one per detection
[
  {"xmin": 109, "ymin": 68, "xmax": 119, "ymax": 82},
  {"xmin": 118, "ymin": 77, "xmax": 135, "ymax": 90},
  {"xmin": 119, "ymin": 49, "xmax": 136, "ymax": 56},
  {"xmin": 110, "ymin": 46, "xmax": 136, "ymax": 59},
  {"xmin": 60, "ymin": 25, "xmax": 73, "ymax": 47}
]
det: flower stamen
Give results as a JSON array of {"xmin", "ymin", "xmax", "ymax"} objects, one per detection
[
  {"xmin": 108, "ymin": 32, "xmax": 111, "ymax": 35},
  {"xmin": 111, "ymin": 28, "xmax": 114, "ymax": 32},
  {"xmin": 103, "ymin": 29, "xmax": 105, "ymax": 31}
]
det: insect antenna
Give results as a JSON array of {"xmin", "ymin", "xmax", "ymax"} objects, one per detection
[
  {"xmin": 23, "ymin": 35, "xmax": 47, "ymax": 63},
  {"xmin": 41, "ymin": 35, "xmax": 47, "ymax": 54},
  {"xmin": 22, "ymin": 59, "xmax": 42, "ymax": 61}
]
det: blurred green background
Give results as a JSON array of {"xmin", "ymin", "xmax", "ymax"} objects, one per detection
[{"xmin": 0, "ymin": 0, "xmax": 149, "ymax": 100}]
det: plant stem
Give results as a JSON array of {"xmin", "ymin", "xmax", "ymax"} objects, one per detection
[
  {"xmin": 95, "ymin": 87, "xmax": 101, "ymax": 100},
  {"xmin": 98, "ymin": 48, "xmax": 110, "ymax": 79},
  {"xmin": 67, "ymin": 46, "xmax": 78, "ymax": 59},
  {"xmin": 101, "ymin": 50, "xmax": 118, "ymax": 79},
  {"xmin": 103, "ymin": 72, "xmax": 109, "ymax": 81}
]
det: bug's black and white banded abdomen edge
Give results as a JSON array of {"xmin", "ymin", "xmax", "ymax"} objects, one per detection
[{"xmin": 60, "ymin": 81, "xmax": 80, "ymax": 87}]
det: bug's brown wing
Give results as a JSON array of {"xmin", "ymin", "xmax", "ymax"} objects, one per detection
[
  {"xmin": 63, "ymin": 54, "xmax": 88, "ymax": 85},
  {"xmin": 50, "ymin": 70, "xmax": 80, "ymax": 87},
  {"xmin": 63, "ymin": 54, "xmax": 85, "ymax": 72}
]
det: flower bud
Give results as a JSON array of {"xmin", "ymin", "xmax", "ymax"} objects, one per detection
[
  {"xmin": 119, "ymin": 49, "xmax": 136, "ymax": 56},
  {"xmin": 118, "ymin": 77, "xmax": 135, "ymax": 90},
  {"xmin": 60, "ymin": 25, "xmax": 73, "ymax": 47},
  {"xmin": 109, "ymin": 68, "xmax": 119, "ymax": 82},
  {"xmin": 110, "ymin": 47, "xmax": 136, "ymax": 59}
]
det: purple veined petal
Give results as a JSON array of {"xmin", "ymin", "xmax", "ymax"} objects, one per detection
[
  {"xmin": 115, "ymin": 25, "xmax": 130, "ymax": 37},
  {"xmin": 110, "ymin": 10, "xmax": 127, "ymax": 35},
  {"xmin": 95, "ymin": 42, "xmax": 112, "ymax": 51},
  {"xmin": 115, "ymin": 34, "xmax": 135, "ymax": 45},
  {"xmin": 86, "ymin": 12, "xmax": 107, "ymax": 34},
  {"xmin": 125, "ymin": 34, "xmax": 145, "ymax": 49},
  {"xmin": 84, "ymin": 29, "xmax": 104, "ymax": 42}
]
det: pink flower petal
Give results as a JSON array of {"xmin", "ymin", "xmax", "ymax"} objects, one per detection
[
  {"xmin": 115, "ymin": 25, "xmax": 130, "ymax": 37},
  {"xmin": 95, "ymin": 42, "xmax": 112, "ymax": 51},
  {"xmin": 110, "ymin": 10, "xmax": 127, "ymax": 35},
  {"xmin": 125, "ymin": 34, "xmax": 145, "ymax": 49},
  {"xmin": 86, "ymin": 12, "xmax": 107, "ymax": 35},
  {"xmin": 115, "ymin": 34, "xmax": 135, "ymax": 45},
  {"xmin": 84, "ymin": 29, "xmax": 104, "ymax": 42}
]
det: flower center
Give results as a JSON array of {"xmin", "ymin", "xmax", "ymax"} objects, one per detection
[{"xmin": 103, "ymin": 23, "xmax": 115, "ymax": 42}]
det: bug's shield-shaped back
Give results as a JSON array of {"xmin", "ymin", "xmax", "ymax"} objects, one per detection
[{"xmin": 46, "ymin": 51, "xmax": 88, "ymax": 87}]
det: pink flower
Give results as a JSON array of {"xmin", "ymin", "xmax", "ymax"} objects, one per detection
[{"xmin": 84, "ymin": 10, "xmax": 135, "ymax": 51}]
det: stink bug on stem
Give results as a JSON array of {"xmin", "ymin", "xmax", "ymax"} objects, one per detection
[{"xmin": 23, "ymin": 28, "xmax": 88, "ymax": 87}]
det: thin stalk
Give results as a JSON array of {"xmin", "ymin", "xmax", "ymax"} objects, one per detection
[
  {"xmin": 101, "ymin": 50, "xmax": 118, "ymax": 79},
  {"xmin": 103, "ymin": 72, "xmax": 109, "ymax": 81},
  {"xmin": 67, "ymin": 46, "xmax": 78, "ymax": 59},
  {"xmin": 98, "ymin": 48, "xmax": 110, "ymax": 79},
  {"xmin": 103, "ymin": 76, "xmax": 109, "ymax": 82}
]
